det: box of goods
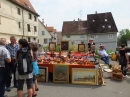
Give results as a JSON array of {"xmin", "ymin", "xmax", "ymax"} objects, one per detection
[
  {"xmin": 103, "ymin": 69, "xmax": 112, "ymax": 78},
  {"xmin": 112, "ymin": 72, "xmax": 123, "ymax": 80}
]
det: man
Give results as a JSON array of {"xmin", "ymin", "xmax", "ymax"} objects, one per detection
[
  {"xmin": 88, "ymin": 38, "xmax": 95, "ymax": 52},
  {"xmin": 0, "ymin": 38, "xmax": 11, "ymax": 97},
  {"xmin": 6, "ymin": 36, "xmax": 19, "ymax": 91},
  {"xmin": 98, "ymin": 44, "xmax": 112, "ymax": 68}
]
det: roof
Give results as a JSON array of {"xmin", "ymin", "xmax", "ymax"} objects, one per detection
[
  {"xmin": 46, "ymin": 27, "xmax": 57, "ymax": 33},
  {"xmin": 87, "ymin": 12, "xmax": 118, "ymax": 33},
  {"xmin": 8, "ymin": 0, "xmax": 39, "ymax": 16},
  {"xmin": 62, "ymin": 20, "xmax": 87, "ymax": 35}
]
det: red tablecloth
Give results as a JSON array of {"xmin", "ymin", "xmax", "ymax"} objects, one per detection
[{"xmin": 38, "ymin": 62, "xmax": 94, "ymax": 74}]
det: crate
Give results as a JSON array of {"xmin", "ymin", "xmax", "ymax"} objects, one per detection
[{"xmin": 112, "ymin": 72, "xmax": 123, "ymax": 80}]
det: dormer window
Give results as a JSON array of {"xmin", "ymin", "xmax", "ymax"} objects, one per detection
[
  {"xmin": 105, "ymin": 19, "xmax": 107, "ymax": 22},
  {"xmin": 92, "ymin": 20, "xmax": 95, "ymax": 22},
  {"xmin": 108, "ymin": 25, "xmax": 111, "ymax": 29},
  {"xmin": 102, "ymin": 25, "xmax": 105, "ymax": 28},
  {"xmin": 25, "ymin": 3, "xmax": 30, "ymax": 9}
]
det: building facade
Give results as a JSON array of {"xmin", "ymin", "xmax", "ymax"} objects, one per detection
[
  {"xmin": 38, "ymin": 20, "xmax": 52, "ymax": 47},
  {"xmin": 62, "ymin": 19, "xmax": 88, "ymax": 46},
  {"xmin": 0, "ymin": 0, "xmax": 39, "ymax": 42},
  {"xmin": 62, "ymin": 12, "xmax": 118, "ymax": 51}
]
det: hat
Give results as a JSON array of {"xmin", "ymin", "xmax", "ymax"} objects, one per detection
[
  {"xmin": 89, "ymin": 38, "xmax": 93, "ymax": 41},
  {"xmin": 99, "ymin": 44, "xmax": 105, "ymax": 47}
]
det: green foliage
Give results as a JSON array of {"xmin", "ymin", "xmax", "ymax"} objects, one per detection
[
  {"xmin": 117, "ymin": 29, "xmax": 130, "ymax": 46},
  {"xmin": 55, "ymin": 45, "xmax": 60, "ymax": 52}
]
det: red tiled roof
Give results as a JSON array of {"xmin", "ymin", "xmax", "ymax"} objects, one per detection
[
  {"xmin": 46, "ymin": 27, "xmax": 54, "ymax": 32},
  {"xmin": 62, "ymin": 20, "xmax": 87, "ymax": 35},
  {"xmin": 8, "ymin": 0, "xmax": 39, "ymax": 16}
]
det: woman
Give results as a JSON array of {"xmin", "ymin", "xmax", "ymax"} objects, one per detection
[
  {"xmin": 15, "ymin": 39, "xmax": 33, "ymax": 97},
  {"xmin": 30, "ymin": 41, "xmax": 39, "ymax": 97},
  {"xmin": 119, "ymin": 44, "xmax": 129, "ymax": 78}
]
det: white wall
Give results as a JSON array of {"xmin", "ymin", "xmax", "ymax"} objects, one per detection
[
  {"xmin": 38, "ymin": 21, "xmax": 52, "ymax": 47},
  {"xmin": 0, "ymin": 0, "xmax": 38, "ymax": 42},
  {"xmin": 62, "ymin": 34, "xmax": 87, "ymax": 45}
]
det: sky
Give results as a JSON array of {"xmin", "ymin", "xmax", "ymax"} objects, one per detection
[{"xmin": 30, "ymin": 0, "xmax": 130, "ymax": 32}]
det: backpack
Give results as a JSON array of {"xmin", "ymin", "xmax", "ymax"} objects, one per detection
[
  {"xmin": 119, "ymin": 56, "xmax": 126, "ymax": 65},
  {"xmin": 17, "ymin": 48, "xmax": 33, "ymax": 75}
]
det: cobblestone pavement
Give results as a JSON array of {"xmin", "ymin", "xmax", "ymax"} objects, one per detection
[{"xmin": 5, "ymin": 60, "xmax": 130, "ymax": 97}]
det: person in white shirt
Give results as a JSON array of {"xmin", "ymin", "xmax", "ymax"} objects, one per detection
[{"xmin": 98, "ymin": 44, "xmax": 111, "ymax": 67}]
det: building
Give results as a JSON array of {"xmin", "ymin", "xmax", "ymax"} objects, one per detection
[
  {"xmin": 46, "ymin": 26, "xmax": 57, "ymax": 43},
  {"xmin": 56, "ymin": 31, "xmax": 62, "ymax": 45},
  {"xmin": 87, "ymin": 12, "xmax": 118, "ymax": 51},
  {"xmin": 0, "ymin": 0, "xmax": 39, "ymax": 42},
  {"xmin": 38, "ymin": 20, "xmax": 52, "ymax": 47},
  {"xmin": 62, "ymin": 19, "xmax": 87, "ymax": 45},
  {"xmin": 61, "ymin": 12, "xmax": 118, "ymax": 51}
]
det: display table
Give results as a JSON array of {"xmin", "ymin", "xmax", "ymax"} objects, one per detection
[{"xmin": 38, "ymin": 62, "xmax": 94, "ymax": 74}]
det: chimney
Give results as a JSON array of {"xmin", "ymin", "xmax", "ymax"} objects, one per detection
[
  {"xmin": 46, "ymin": 24, "xmax": 47, "ymax": 27},
  {"xmin": 95, "ymin": 11, "xmax": 97, "ymax": 14},
  {"xmin": 74, "ymin": 19, "xmax": 75, "ymax": 21},
  {"xmin": 78, "ymin": 18, "xmax": 79, "ymax": 21},
  {"xmin": 42, "ymin": 19, "xmax": 44, "ymax": 24}
]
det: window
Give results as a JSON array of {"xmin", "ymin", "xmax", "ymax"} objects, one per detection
[
  {"xmin": 34, "ymin": 26, "xmax": 37, "ymax": 32},
  {"xmin": 18, "ymin": 22, "xmax": 21, "ymax": 29},
  {"xmin": 37, "ymin": 39, "xmax": 39, "ymax": 43},
  {"xmin": 102, "ymin": 25, "xmax": 105, "ymax": 28},
  {"xmin": 66, "ymin": 36, "xmax": 70, "ymax": 38},
  {"xmin": 0, "ymin": 3, "xmax": 1, "ymax": 8},
  {"xmin": 17, "ymin": 8, "xmax": 21, "ymax": 15},
  {"xmin": 49, "ymin": 39, "xmax": 52, "ymax": 42},
  {"xmin": 72, "ymin": 42, "xmax": 74, "ymax": 45},
  {"xmin": 42, "ymin": 31, "xmax": 45, "ymax": 35},
  {"xmin": 34, "ymin": 38, "xmax": 36, "ymax": 41},
  {"xmin": 27, "ymin": 24, "xmax": 31, "ymax": 32},
  {"xmin": 92, "ymin": 20, "xmax": 95, "ymax": 22},
  {"xmin": 28, "ymin": 37, "xmax": 30, "ymax": 42},
  {"xmin": 96, "ymin": 35, "xmax": 98, "ymax": 38},
  {"xmin": 108, "ymin": 34, "xmax": 113, "ymax": 39},
  {"xmin": 81, "ymin": 41, "xmax": 84, "ymax": 44},
  {"xmin": 29, "ymin": 13, "xmax": 32, "ymax": 19},
  {"xmin": 105, "ymin": 19, "xmax": 107, "ymax": 22},
  {"xmin": 90, "ymin": 35, "xmax": 95, "ymax": 40},
  {"xmin": 44, "ymin": 39, "xmax": 47, "ymax": 44},
  {"xmin": 108, "ymin": 25, "xmax": 111, "ymax": 29},
  {"xmin": 80, "ymin": 35, "xmax": 84, "ymax": 38},
  {"xmin": 34, "ymin": 16, "xmax": 37, "ymax": 21}
]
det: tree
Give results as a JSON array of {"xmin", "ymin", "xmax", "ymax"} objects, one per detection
[{"xmin": 117, "ymin": 29, "xmax": 130, "ymax": 46}]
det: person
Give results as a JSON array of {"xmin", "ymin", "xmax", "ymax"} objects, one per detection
[
  {"xmin": 88, "ymin": 38, "xmax": 95, "ymax": 53},
  {"xmin": 30, "ymin": 41, "xmax": 39, "ymax": 96},
  {"xmin": 6, "ymin": 36, "xmax": 19, "ymax": 91},
  {"xmin": 119, "ymin": 44, "xmax": 129, "ymax": 78},
  {"xmin": 0, "ymin": 38, "xmax": 11, "ymax": 97},
  {"xmin": 15, "ymin": 39, "xmax": 33, "ymax": 97},
  {"xmin": 98, "ymin": 44, "xmax": 112, "ymax": 68}
]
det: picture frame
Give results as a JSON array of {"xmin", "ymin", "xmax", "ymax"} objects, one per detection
[
  {"xmin": 36, "ymin": 66, "xmax": 48, "ymax": 82},
  {"xmin": 53, "ymin": 64, "xmax": 69, "ymax": 83},
  {"xmin": 61, "ymin": 41, "xmax": 69, "ymax": 51},
  {"xmin": 49, "ymin": 42, "xmax": 56, "ymax": 51},
  {"xmin": 78, "ymin": 44, "xmax": 85, "ymax": 52},
  {"xmin": 72, "ymin": 68, "xmax": 98, "ymax": 85}
]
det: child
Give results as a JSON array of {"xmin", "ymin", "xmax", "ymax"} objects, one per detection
[{"xmin": 30, "ymin": 41, "xmax": 39, "ymax": 97}]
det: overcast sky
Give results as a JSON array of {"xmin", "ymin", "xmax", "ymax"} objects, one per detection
[{"xmin": 30, "ymin": 0, "xmax": 129, "ymax": 32}]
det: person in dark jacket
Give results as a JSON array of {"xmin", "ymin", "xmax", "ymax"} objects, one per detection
[{"xmin": 119, "ymin": 44, "xmax": 130, "ymax": 78}]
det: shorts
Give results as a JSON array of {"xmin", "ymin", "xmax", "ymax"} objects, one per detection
[
  {"xmin": 33, "ymin": 75, "xmax": 36, "ymax": 84},
  {"xmin": 17, "ymin": 78, "xmax": 33, "ymax": 91}
]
